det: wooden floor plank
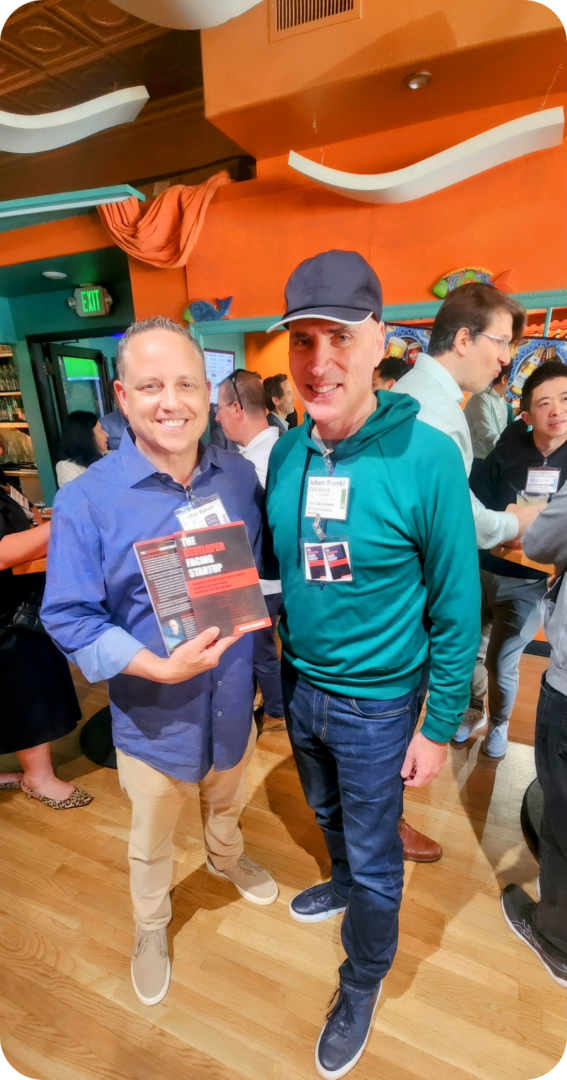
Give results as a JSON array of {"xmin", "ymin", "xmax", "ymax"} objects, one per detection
[{"xmin": 1, "ymin": 653, "xmax": 565, "ymax": 1080}]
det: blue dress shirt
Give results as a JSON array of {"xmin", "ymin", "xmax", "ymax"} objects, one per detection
[{"xmin": 41, "ymin": 429, "xmax": 264, "ymax": 782}]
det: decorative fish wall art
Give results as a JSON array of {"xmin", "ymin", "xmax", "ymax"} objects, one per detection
[
  {"xmin": 432, "ymin": 268, "xmax": 513, "ymax": 299},
  {"xmin": 183, "ymin": 297, "xmax": 233, "ymax": 323}
]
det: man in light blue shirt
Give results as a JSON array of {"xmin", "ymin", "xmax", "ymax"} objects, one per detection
[
  {"xmin": 394, "ymin": 284, "xmax": 540, "ymax": 747},
  {"xmin": 42, "ymin": 317, "xmax": 278, "ymax": 1008}
]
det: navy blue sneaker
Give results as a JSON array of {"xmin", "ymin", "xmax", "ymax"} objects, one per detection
[
  {"xmin": 315, "ymin": 984, "xmax": 382, "ymax": 1078},
  {"xmin": 289, "ymin": 882, "xmax": 347, "ymax": 923}
]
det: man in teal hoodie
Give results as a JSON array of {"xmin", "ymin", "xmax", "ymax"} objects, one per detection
[{"xmin": 265, "ymin": 251, "xmax": 480, "ymax": 1079}]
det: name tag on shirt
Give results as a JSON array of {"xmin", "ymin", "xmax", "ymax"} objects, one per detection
[
  {"xmin": 305, "ymin": 476, "xmax": 350, "ymax": 521},
  {"xmin": 175, "ymin": 495, "xmax": 231, "ymax": 531},
  {"xmin": 524, "ymin": 468, "xmax": 561, "ymax": 496}
]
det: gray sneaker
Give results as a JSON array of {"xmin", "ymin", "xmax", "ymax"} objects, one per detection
[
  {"xmin": 451, "ymin": 707, "xmax": 487, "ymax": 745},
  {"xmin": 481, "ymin": 721, "xmax": 508, "ymax": 759},
  {"xmin": 131, "ymin": 927, "xmax": 171, "ymax": 1006}
]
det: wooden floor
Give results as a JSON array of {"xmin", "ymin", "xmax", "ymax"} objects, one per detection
[{"xmin": 0, "ymin": 654, "xmax": 565, "ymax": 1080}]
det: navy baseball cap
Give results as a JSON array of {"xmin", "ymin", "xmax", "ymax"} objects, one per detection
[{"xmin": 267, "ymin": 250, "xmax": 383, "ymax": 332}]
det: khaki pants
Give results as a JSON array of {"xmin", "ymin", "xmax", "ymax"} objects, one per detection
[{"xmin": 116, "ymin": 722, "xmax": 257, "ymax": 930}]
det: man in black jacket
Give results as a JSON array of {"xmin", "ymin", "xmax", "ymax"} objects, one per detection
[{"xmin": 465, "ymin": 360, "xmax": 567, "ymax": 759}]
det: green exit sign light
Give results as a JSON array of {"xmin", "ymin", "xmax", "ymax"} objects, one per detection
[{"xmin": 69, "ymin": 283, "xmax": 113, "ymax": 318}]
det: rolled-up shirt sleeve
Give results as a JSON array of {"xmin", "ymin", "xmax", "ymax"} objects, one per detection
[{"xmin": 41, "ymin": 487, "xmax": 144, "ymax": 683}]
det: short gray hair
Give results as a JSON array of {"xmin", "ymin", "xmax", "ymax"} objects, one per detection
[{"xmin": 115, "ymin": 316, "xmax": 206, "ymax": 382}]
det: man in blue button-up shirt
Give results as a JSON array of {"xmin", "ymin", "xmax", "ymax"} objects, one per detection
[{"xmin": 42, "ymin": 317, "xmax": 278, "ymax": 1007}]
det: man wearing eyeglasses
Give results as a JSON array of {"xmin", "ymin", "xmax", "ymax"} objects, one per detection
[{"xmin": 393, "ymin": 283, "xmax": 541, "ymax": 751}]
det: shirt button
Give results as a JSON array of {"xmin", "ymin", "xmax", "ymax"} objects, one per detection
[
  {"xmin": 217, "ymin": 680, "xmax": 222, "ymax": 687},
  {"xmin": 217, "ymin": 710, "xmax": 222, "ymax": 717}
]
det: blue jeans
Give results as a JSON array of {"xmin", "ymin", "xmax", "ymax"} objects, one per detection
[
  {"xmin": 282, "ymin": 664, "xmax": 419, "ymax": 993},
  {"xmin": 253, "ymin": 592, "xmax": 284, "ymax": 718}
]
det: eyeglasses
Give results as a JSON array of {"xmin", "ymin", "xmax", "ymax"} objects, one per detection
[
  {"xmin": 226, "ymin": 370, "xmax": 243, "ymax": 409},
  {"xmin": 217, "ymin": 370, "xmax": 243, "ymax": 412},
  {"xmin": 476, "ymin": 333, "xmax": 513, "ymax": 354}
]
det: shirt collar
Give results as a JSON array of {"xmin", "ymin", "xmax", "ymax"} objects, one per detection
[
  {"xmin": 117, "ymin": 426, "xmax": 221, "ymax": 488},
  {"xmin": 414, "ymin": 353, "xmax": 464, "ymax": 403}
]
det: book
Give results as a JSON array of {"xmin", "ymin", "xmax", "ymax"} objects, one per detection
[
  {"xmin": 176, "ymin": 521, "xmax": 271, "ymax": 639},
  {"xmin": 134, "ymin": 533, "xmax": 199, "ymax": 654},
  {"xmin": 134, "ymin": 521, "xmax": 271, "ymax": 655}
]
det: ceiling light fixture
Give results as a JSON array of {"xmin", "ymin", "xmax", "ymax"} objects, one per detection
[
  {"xmin": 42, "ymin": 271, "xmax": 68, "ymax": 280},
  {"xmin": 404, "ymin": 72, "xmax": 432, "ymax": 90}
]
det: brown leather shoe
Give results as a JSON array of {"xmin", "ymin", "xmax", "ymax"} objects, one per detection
[{"xmin": 399, "ymin": 817, "xmax": 442, "ymax": 862}]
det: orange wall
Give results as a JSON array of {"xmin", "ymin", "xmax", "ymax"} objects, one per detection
[
  {"xmin": 127, "ymin": 258, "xmax": 188, "ymax": 322},
  {"xmin": 0, "ymin": 213, "xmax": 111, "ymax": 267},
  {"xmin": 202, "ymin": 0, "xmax": 563, "ymax": 158},
  {"xmin": 185, "ymin": 120, "xmax": 567, "ymax": 316},
  {"xmin": 245, "ymin": 329, "xmax": 304, "ymax": 419}
]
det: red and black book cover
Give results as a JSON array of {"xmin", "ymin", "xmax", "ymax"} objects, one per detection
[
  {"xmin": 133, "ymin": 533, "xmax": 198, "ymax": 655},
  {"xmin": 176, "ymin": 521, "xmax": 271, "ymax": 639}
]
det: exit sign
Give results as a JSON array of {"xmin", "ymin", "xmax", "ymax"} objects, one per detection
[{"xmin": 69, "ymin": 284, "xmax": 113, "ymax": 318}]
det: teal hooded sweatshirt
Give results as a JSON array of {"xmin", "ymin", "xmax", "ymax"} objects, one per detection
[{"xmin": 265, "ymin": 391, "xmax": 480, "ymax": 744}]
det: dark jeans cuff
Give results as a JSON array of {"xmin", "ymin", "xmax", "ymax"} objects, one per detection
[{"xmin": 339, "ymin": 979, "xmax": 381, "ymax": 996}]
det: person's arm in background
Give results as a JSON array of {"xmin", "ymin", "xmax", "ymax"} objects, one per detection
[
  {"xmin": 522, "ymin": 480, "xmax": 567, "ymax": 573},
  {"xmin": 41, "ymin": 489, "xmax": 236, "ymax": 685},
  {"xmin": 401, "ymin": 433, "xmax": 481, "ymax": 786},
  {"xmin": 416, "ymin": 397, "xmax": 520, "ymax": 548},
  {"xmin": 470, "ymin": 451, "xmax": 538, "ymax": 548},
  {"xmin": 0, "ymin": 522, "xmax": 50, "ymax": 570}
]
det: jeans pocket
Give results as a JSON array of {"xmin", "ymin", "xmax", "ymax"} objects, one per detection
[{"xmin": 348, "ymin": 694, "xmax": 412, "ymax": 720}]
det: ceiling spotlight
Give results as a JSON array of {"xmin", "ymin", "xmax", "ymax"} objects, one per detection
[
  {"xmin": 404, "ymin": 72, "xmax": 432, "ymax": 90},
  {"xmin": 42, "ymin": 270, "xmax": 67, "ymax": 280}
]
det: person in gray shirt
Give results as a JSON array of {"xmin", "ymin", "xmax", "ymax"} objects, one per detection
[{"xmin": 501, "ymin": 478, "xmax": 567, "ymax": 988}]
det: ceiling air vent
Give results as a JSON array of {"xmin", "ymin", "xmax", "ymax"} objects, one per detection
[{"xmin": 269, "ymin": 0, "xmax": 361, "ymax": 41}]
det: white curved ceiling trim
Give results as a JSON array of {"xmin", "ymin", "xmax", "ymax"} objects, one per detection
[
  {"xmin": 288, "ymin": 107, "xmax": 565, "ymax": 204},
  {"xmin": 0, "ymin": 86, "xmax": 150, "ymax": 155},
  {"xmin": 111, "ymin": 0, "xmax": 262, "ymax": 30}
]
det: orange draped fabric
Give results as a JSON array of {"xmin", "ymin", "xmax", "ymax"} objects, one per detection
[{"xmin": 97, "ymin": 172, "xmax": 232, "ymax": 269}]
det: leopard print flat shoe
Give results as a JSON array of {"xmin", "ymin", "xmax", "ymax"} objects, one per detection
[{"xmin": 21, "ymin": 780, "xmax": 93, "ymax": 809}]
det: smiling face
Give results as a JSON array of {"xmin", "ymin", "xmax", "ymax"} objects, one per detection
[
  {"xmin": 288, "ymin": 317, "xmax": 385, "ymax": 439},
  {"xmin": 114, "ymin": 329, "xmax": 210, "ymax": 464},
  {"xmin": 523, "ymin": 377, "xmax": 567, "ymax": 445}
]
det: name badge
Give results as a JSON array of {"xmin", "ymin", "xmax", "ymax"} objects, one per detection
[
  {"xmin": 305, "ymin": 476, "xmax": 350, "ymax": 521},
  {"xmin": 175, "ymin": 495, "xmax": 231, "ymax": 531},
  {"xmin": 524, "ymin": 468, "xmax": 561, "ymax": 496}
]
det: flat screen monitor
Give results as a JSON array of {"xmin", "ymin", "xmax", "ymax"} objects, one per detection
[{"xmin": 204, "ymin": 349, "xmax": 236, "ymax": 405}]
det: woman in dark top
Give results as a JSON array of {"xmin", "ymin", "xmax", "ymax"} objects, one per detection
[{"xmin": 0, "ymin": 473, "xmax": 92, "ymax": 809}]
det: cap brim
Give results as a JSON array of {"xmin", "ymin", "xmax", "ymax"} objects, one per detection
[{"xmin": 266, "ymin": 308, "xmax": 375, "ymax": 333}]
